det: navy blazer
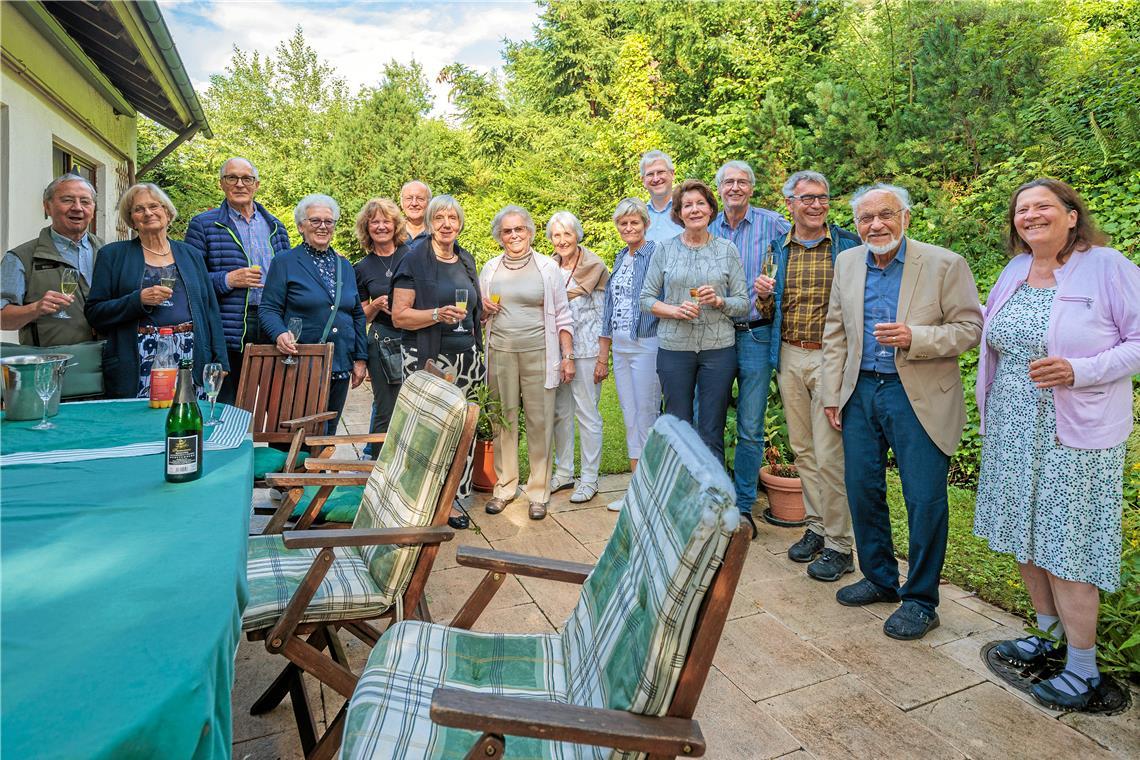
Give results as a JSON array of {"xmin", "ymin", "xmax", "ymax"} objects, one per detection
[
  {"xmin": 85, "ymin": 238, "xmax": 228, "ymax": 398},
  {"xmin": 259, "ymin": 245, "xmax": 367, "ymax": 373}
]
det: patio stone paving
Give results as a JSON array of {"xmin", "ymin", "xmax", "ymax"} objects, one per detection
[{"xmin": 233, "ymin": 386, "xmax": 1139, "ymax": 758}]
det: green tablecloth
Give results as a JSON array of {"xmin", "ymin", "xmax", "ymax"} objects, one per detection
[{"xmin": 1, "ymin": 418, "xmax": 252, "ymax": 759}]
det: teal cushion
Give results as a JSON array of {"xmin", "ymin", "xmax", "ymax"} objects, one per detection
[
  {"xmin": 290, "ymin": 485, "xmax": 364, "ymax": 524},
  {"xmin": 253, "ymin": 447, "xmax": 309, "ymax": 480}
]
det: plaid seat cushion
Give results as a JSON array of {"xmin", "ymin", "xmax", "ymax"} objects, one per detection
[
  {"xmin": 341, "ymin": 416, "xmax": 739, "ymax": 759},
  {"xmin": 242, "ymin": 535, "xmax": 390, "ymax": 631}
]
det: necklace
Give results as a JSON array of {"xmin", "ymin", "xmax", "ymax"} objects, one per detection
[
  {"xmin": 502, "ymin": 251, "xmax": 534, "ymax": 271},
  {"xmin": 432, "ymin": 242, "xmax": 458, "ymax": 263},
  {"xmin": 680, "ymin": 231, "xmax": 711, "ymax": 250},
  {"xmin": 141, "ymin": 244, "xmax": 172, "ymax": 258},
  {"xmin": 374, "ymin": 248, "xmax": 396, "ymax": 277},
  {"xmin": 561, "ymin": 250, "xmax": 580, "ymax": 288}
]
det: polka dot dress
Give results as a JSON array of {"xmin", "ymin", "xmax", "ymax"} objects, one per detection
[{"xmin": 974, "ymin": 283, "xmax": 1124, "ymax": 591}]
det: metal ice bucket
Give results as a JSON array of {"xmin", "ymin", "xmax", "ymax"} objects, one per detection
[{"xmin": 1, "ymin": 354, "xmax": 73, "ymax": 421}]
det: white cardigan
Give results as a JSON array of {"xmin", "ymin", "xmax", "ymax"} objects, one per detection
[{"xmin": 480, "ymin": 251, "xmax": 574, "ymax": 389}]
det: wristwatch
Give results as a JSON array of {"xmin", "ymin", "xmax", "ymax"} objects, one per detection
[
  {"xmin": 432, "ymin": 308, "xmax": 440, "ymax": 323},
  {"xmin": 564, "ymin": 353, "xmax": 575, "ymax": 361}
]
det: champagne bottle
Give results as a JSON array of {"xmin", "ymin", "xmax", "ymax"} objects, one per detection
[{"xmin": 165, "ymin": 359, "xmax": 203, "ymax": 483}]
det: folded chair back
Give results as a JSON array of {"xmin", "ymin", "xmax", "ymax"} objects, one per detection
[
  {"xmin": 236, "ymin": 343, "xmax": 335, "ymax": 444},
  {"xmin": 561, "ymin": 415, "xmax": 738, "ymax": 717},
  {"xmin": 352, "ymin": 370, "xmax": 470, "ymax": 607}
]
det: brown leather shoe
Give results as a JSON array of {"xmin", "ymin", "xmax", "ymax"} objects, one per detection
[
  {"xmin": 528, "ymin": 501, "xmax": 548, "ymax": 520},
  {"xmin": 484, "ymin": 497, "xmax": 508, "ymax": 515}
]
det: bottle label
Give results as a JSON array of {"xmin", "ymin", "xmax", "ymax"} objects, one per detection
[
  {"xmin": 166, "ymin": 434, "xmax": 200, "ymax": 474},
  {"xmin": 150, "ymin": 368, "xmax": 178, "ymax": 408}
]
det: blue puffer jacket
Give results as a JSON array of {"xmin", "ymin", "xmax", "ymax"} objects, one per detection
[
  {"xmin": 768, "ymin": 223, "xmax": 862, "ymax": 370},
  {"xmin": 184, "ymin": 200, "xmax": 291, "ymax": 349}
]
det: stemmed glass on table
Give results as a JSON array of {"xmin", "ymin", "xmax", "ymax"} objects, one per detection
[
  {"xmin": 283, "ymin": 317, "xmax": 303, "ymax": 365},
  {"xmin": 56, "ymin": 269, "xmax": 78, "ymax": 319},
  {"xmin": 32, "ymin": 362, "xmax": 59, "ymax": 430},
  {"xmin": 203, "ymin": 362, "xmax": 224, "ymax": 427},
  {"xmin": 454, "ymin": 289, "xmax": 468, "ymax": 333}
]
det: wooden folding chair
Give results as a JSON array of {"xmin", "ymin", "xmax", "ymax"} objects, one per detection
[
  {"xmin": 241, "ymin": 371, "xmax": 478, "ymax": 758},
  {"xmin": 332, "ymin": 415, "xmax": 751, "ymax": 760},
  {"xmin": 233, "ymin": 343, "xmax": 335, "ymax": 516}
]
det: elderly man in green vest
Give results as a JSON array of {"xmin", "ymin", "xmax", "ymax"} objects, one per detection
[{"xmin": 1, "ymin": 174, "xmax": 104, "ymax": 346}]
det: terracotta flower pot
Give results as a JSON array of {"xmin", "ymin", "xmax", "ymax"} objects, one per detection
[
  {"xmin": 759, "ymin": 464, "xmax": 806, "ymax": 526},
  {"xmin": 472, "ymin": 439, "xmax": 496, "ymax": 492}
]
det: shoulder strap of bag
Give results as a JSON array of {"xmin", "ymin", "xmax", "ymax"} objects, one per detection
[{"xmin": 319, "ymin": 260, "xmax": 343, "ymax": 343}]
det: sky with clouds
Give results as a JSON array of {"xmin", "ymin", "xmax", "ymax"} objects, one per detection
[{"xmin": 159, "ymin": 0, "xmax": 541, "ymax": 116}]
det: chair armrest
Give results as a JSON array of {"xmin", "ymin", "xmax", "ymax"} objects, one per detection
[
  {"xmin": 456, "ymin": 546, "xmax": 594, "ymax": 584},
  {"xmin": 305, "ymin": 432, "xmax": 386, "ymax": 447},
  {"xmin": 264, "ymin": 472, "xmax": 371, "ymax": 487},
  {"xmin": 281, "ymin": 526, "xmax": 455, "ymax": 549},
  {"xmin": 430, "ymin": 689, "xmax": 706, "ymax": 757},
  {"xmin": 303, "ymin": 458, "xmax": 378, "ymax": 472},
  {"xmin": 280, "ymin": 411, "xmax": 337, "ymax": 430}
]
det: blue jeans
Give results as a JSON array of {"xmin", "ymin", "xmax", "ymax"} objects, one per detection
[
  {"xmin": 842, "ymin": 372, "xmax": 949, "ymax": 612},
  {"xmin": 657, "ymin": 346, "xmax": 736, "ymax": 463},
  {"xmin": 732, "ymin": 325, "xmax": 774, "ymax": 514}
]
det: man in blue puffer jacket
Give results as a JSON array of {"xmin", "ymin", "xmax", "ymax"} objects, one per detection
[{"xmin": 185, "ymin": 157, "xmax": 291, "ymax": 402}]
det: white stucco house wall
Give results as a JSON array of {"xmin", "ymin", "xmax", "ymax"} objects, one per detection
[{"xmin": 1, "ymin": 0, "xmax": 210, "ymax": 251}]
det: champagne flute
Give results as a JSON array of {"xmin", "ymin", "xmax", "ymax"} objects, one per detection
[
  {"xmin": 453, "ymin": 288, "xmax": 468, "ymax": 333},
  {"xmin": 159, "ymin": 265, "xmax": 177, "ymax": 307},
  {"xmin": 283, "ymin": 317, "xmax": 303, "ymax": 365},
  {"xmin": 762, "ymin": 252, "xmax": 778, "ymax": 279},
  {"xmin": 56, "ymin": 269, "xmax": 78, "ymax": 319},
  {"xmin": 203, "ymin": 362, "xmax": 224, "ymax": 427},
  {"xmin": 872, "ymin": 307, "xmax": 894, "ymax": 358},
  {"xmin": 32, "ymin": 362, "xmax": 59, "ymax": 430}
]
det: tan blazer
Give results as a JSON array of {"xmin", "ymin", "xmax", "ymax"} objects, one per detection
[{"xmin": 821, "ymin": 238, "xmax": 983, "ymax": 456}]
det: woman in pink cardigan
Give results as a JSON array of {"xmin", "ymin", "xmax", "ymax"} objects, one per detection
[{"xmin": 974, "ymin": 178, "xmax": 1140, "ymax": 711}]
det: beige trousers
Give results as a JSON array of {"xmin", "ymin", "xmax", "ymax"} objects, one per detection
[
  {"xmin": 777, "ymin": 343, "xmax": 853, "ymax": 551},
  {"xmin": 488, "ymin": 348, "xmax": 556, "ymax": 503}
]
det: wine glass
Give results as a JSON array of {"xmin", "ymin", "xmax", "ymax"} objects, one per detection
[
  {"xmin": 159, "ymin": 266, "xmax": 177, "ymax": 307},
  {"xmin": 32, "ymin": 362, "xmax": 59, "ymax": 430},
  {"xmin": 283, "ymin": 317, "xmax": 303, "ymax": 365},
  {"xmin": 762, "ymin": 252, "xmax": 778, "ymax": 280},
  {"xmin": 203, "ymin": 362, "xmax": 224, "ymax": 427},
  {"xmin": 872, "ymin": 307, "xmax": 894, "ymax": 358},
  {"xmin": 56, "ymin": 269, "xmax": 78, "ymax": 319},
  {"xmin": 453, "ymin": 288, "xmax": 468, "ymax": 333}
]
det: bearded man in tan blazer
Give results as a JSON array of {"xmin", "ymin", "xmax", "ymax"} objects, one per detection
[{"xmin": 821, "ymin": 183, "xmax": 982, "ymax": 641}]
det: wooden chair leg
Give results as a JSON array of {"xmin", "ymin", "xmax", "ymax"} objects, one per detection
[
  {"xmin": 290, "ymin": 671, "xmax": 319, "ymax": 755},
  {"xmin": 463, "ymin": 733, "xmax": 505, "ymax": 759},
  {"xmin": 414, "ymin": 594, "xmax": 432, "ymax": 623},
  {"xmin": 250, "ymin": 662, "xmax": 300, "ymax": 715},
  {"xmin": 324, "ymin": 625, "xmax": 349, "ymax": 667},
  {"xmin": 308, "ymin": 704, "xmax": 347, "ymax": 760}
]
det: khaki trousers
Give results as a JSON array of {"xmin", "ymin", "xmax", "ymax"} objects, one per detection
[
  {"xmin": 777, "ymin": 343, "xmax": 853, "ymax": 551},
  {"xmin": 488, "ymin": 348, "xmax": 556, "ymax": 503}
]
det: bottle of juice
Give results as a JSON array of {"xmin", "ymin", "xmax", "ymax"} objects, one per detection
[
  {"xmin": 165, "ymin": 359, "xmax": 203, "ymax": 482},
  {"xmin": 149, "ymin": 327, "xmax": 178, "ymax": 408}
]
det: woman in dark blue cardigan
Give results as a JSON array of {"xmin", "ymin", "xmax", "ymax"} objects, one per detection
[
  {"xmin": 86, "ymin": 183, "xmax": 227, "ymax": 398},
  {"xmin": 260, "ymin": 194, "xmax": 367, "ymax": 434}
]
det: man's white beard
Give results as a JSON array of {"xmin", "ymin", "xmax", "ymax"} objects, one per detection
[{"xmin": 865, "ymin": 236, "xmax": 901, "ymax": 255}]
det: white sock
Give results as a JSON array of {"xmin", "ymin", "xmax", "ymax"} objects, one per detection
[
  {"xmin": 1016, "ymin": 613, "xmax": 1063, "ymax": 655},
  {"xmin": 1046, "ymin": 645, "xmax": 1100, "ymax": 696}
]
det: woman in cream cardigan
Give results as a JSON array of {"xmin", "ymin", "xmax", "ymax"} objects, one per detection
[{"xmin": 479, "ymin": 205, "xmax": 574, "ymax": 520}]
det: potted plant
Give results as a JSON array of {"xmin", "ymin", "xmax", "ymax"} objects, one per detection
[
  {"xmin": 471, "ymin": 383, "xmax": 508, "ymax": 492},
  {"xmin": 758, "ymin": 401, "xmax": 806, "ymax": 526}
]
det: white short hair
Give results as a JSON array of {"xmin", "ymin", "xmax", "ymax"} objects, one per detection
[
  {"xmin": 492, "ymin": 205, "xmax": 535, "ymax": 243},
  {"xmin": 293, "ymin": 194, "xmax": 340, "ymax": 227},
  {"xmin": 219, "ymin": 157, "xmax": 258, "ymax": 180},
  {"xmin": 426, "ymin": 194, "xmax": 464, "ymax": 232},
  {"xmin": 118, "ymin": 183, "xmax": 177, "ymax": 228},
  {"xmin": 44, "ymin": 174, "xmax": 96, "ymax": 204},
  {"xmin": 545, "ymin": 211, "xmax": 584, "ymax": 242},
  {"xmin": 782, "ymin": 170, "xmax": 830, "ymax": 198},
  {"xmin": 849, "ymin": 183, "xmax": 911, "ymax": 216},
  {"xmin": 612, "ymin": 197, "xmax": 650, "ymax": 226},
  {"xmin": 639, "ymin": 150, "xmax": 674, "ymax": 175},
  {"xmin": 401, "ymin": 180, "xmax": 432, "ymax": 199},
  {"xmin": 715, "ymin": 160, "xmax": 755, "ymax": 187}
]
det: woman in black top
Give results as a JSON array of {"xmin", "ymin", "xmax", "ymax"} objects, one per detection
[
  {"xmin": 391, "ymin": 194, "xmax": 483, "ymax": 528},
  {"xmin": 353, "ymin": 197, "xmax": 408, "ymax": 457}
]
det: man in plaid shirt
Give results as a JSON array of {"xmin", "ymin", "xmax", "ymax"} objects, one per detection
[{"xmin": 755, "ymin": 170, "xmax": 861, "ymax": 581}]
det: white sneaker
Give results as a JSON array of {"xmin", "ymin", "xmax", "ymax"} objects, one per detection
[
  {"xmin": 550, "ymin": 474, "xmax": 575, "ymax": 493},
  {"xmin": 570, "ymin": 482, "xmax": 598, "ymax": 504},
  {"xmin": 606, "ymin": 498, "xmax": 623, "ymax": 513},
  {"xmin": 269, "ymin": 488, "xmax": 285, "ymax": 502}
]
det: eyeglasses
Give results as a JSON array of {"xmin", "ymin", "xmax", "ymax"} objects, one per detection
[
  {"xmin": 221, "ymin": 175, "xmax": 257, "ymax": 186},
  {"xmin": 721, "ymin": 179, "xmax": 753, "ymax": 188},
  {"xmin": 789, "ymin": 194, "xmax": 831, "ymax": 206},
  {"xmin": 131, "ymin": 203, "xmax": 165, "ymax": 216},
  {"xmin": 58, "ymin": 195, "xmax": 95, "ymax": 208},
  {"xmin": 855, "ymin": 209, "xmax": 903, "ymax": 226},
  {"xmin": 500, "ymin": 226, "xmax": 529, "ymax": 237},
  {"xmin": 306, "ymin": 218, "xmax": 336, "ymax": 229}
]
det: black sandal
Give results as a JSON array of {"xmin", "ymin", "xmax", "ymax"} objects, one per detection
[
  {"xmin": 447, "ymin": 500, "xmax": 470, "ymax": 530},
  {"xmin": 1031, "ymin": 670, "xmax": 1105, "ymax": 712},
  {"xmin": 993, "ymin": 636, "xmax": 1064, "ymax": 669}
]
